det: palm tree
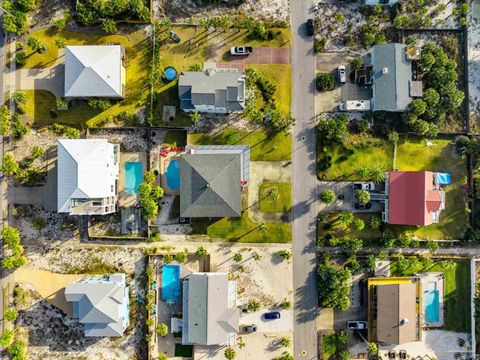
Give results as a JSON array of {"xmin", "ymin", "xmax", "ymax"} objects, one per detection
[
  {"xmin": 190, "ymin": 110, "xmax": 201, "ymax": 123},
  {"xmin": 338, "ymin": 211, "xmax": 354, "ymax": 227},
  {"xmin": 270, "ymin": 189, "xmax": 280, "ymax": 202},
  {"xmin": 258, "ymin": 223, "xmax": 267, "ymax": 233},
  {"xmin": 355, "ymin": 165, "xmax": 369, "ymax": 180},
  {"xmin": 369, "ymin": 166, "xmax": 385, "ymax": 183}
]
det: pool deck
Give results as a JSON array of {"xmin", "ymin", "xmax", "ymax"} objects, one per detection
[
  {"xmin": 419, "ymin": 272, "xmax": 445, "ymax": 328},
  {"xmin": 119, "ymin": 152, "xmax": 147, "ymax": 208},
  {"xmin": 159, "ymin": 152, "xmax": 182, "ymax": 196}
]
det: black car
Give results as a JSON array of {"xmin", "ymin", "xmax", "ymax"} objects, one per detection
[
  {"xmin": 242, "ymin": 324, "xmax": 257, "ymax": 333},
  {"xmin": 355, "ymin": 202, "xmax": 372, "ymax": 210},
  {"xmin": 306, "ymin": 19, "xmax": 314, "ymax": 36},
  {"xmin": 264, "ymin": 311, "xmax": 281, "ymax": 320}
]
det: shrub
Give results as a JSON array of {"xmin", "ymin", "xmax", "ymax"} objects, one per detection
[
  {"xmin": 314, "ymin": 37, "xmax": 327, "ymax": 53},
  {"xmin": 4, "ymin": 308, "xmax": 17, "ymax": 322},
  {"xmin": 351, "ymin": 57, "xmax": 364, "ymax": 70},
  {"xmin": 2, "ymin": 154, "xmax": 19, "ymax": 176},
  {"xmin": 55, "ymin": 37, "xmax": 66, "ymax": 48},
  {"xmin": 14, "ymin": 51, "xmax": 26, "ymax": 65},
  {"xmin": 195, "ymin": 246, "xmax": 208, "ymax": 258},
  {"xmin": 224, "ymin": 347, "xmax": 237, "ymax": 360},
  {"xmin": 356, "ymin": 190, "xmax": 370, "ymax": 205},
  {"xmin": 316, "ymin": 73, "xmax": 335, "ymax": 91},
  {"xmin": 12, "ymin": 91, "xmax": 26, "ymax": 114},
  {"xmin": 87, "ymin": 99, "xmax": 111, "ymax": 111},
  {"xmin": 102, "ymin": 18, "xmax": 117, "ymax": 33},
  {"xmin": 175, "ymin": 251, "xmax": 187, "ymax": 264},
  {"xmin": 320, "ymin": 189, "xmax": 336, "ymax": 204},
  {"xmin": 48, "ymin": 124, "xmax": 80, "ymax": 139},
  {"xmin": 26, "ymin": 36, "xmax": 46, "ymax": 53},
  {"xmin": 279, "ymin": 298, "xmax": 291, "ymax": 310},
  {"xmin": 0, "ymin": 329, "xmax": 14, "ymax": 347},
  {"xmin": 247, "ymin": 299, "xmax": 260, "ymax": 312},
  {"xmin": 156, "ymin": 323, "xmax": 168, "ymax": 337},
  {"xmin": 353, "ymin": 218, "xmax": 365, "ymax": 231},
  {"xmin": 275, "ymin": 250, "xmax": 292, "ymax": 261},
  {"xmin": 233, "ymin": 252, "xmax": 243, "ymax": 263},
  {"xmin": 280, "ymin": 336, "xmax": 291, "ymax": 348}
]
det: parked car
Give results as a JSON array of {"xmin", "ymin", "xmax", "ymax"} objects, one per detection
[
  {"xmin": 242, "ymin": 324, "xmax": 257, "ymax": 333},
  {"xmin": 355, "ymin": 202, "xmax": 372, "ymax": 210},
  {"xmin": 230, "ymin": 46, "xmax": 253, "ymax": 56},
  {"xmin": 264, "ymin": 311, "xmax": 281, "ymax": 320},
  {"xmin": 306, "ymin": 19, "xmax": 314, "ymax": 36},
  {"xmin": 337, "ymin": 66, "xmax": 346, "ymax": 83},
  {"xmin": 346, "ymin": 321, "xmax": 368, "ymax": 330},
  {"xmin": 352, "ymin": 182, "xmax": 375, "ymax": 191}
]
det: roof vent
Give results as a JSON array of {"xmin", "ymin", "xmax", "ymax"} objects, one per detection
[
  {"xmin": 382, "ymin": 67, "xmax": 389, "ymax": 75},
  {"xmin": 400, "ymin": 318, "xmax": 409, "ymax": 326}
]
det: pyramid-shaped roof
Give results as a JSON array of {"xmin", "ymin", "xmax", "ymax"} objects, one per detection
[
  {"xmin": 180, "ymin": 153, "xmax": 241, "ymax": 218},
  {"xmin": 64, "ymin": 45, "xmax": 123, "ymax": 98}
]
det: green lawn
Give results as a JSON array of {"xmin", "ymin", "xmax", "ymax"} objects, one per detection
[
  {"xmin": 317, "ymin": 133, "xmax": 393, "ymax": 180},
  {"xmin": 204, "ymin": 212, "xmax": 291, "ymax": 243},
  {"xmin": 390, "ymin": 259, "xmax": 471, "ymax": 332},
  {"xmin": 163, "ymin": 130, "xmax": 187, "ymax": 147},
  {"xmin": 153, "ymin": 26, "xmax": 291, "ymax": 126},
  {"xmin": 322, "ymin": 334, "xmax": 340, "ymax": 360},
  {"xmin": 188, "ymin": 127, "xmax": 291, "ymax": 161},
  {"xmin": 20, "ymin": 27, "xmax": 150, "ymax": 128},
  {"xmin": 258, "ymin": 181, "xmax": 292, "ymax": 213}
]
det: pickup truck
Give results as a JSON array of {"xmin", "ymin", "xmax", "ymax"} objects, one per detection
[{"xmin": 230, "ymin": 46, "xmax": 253, "ymax": 56}]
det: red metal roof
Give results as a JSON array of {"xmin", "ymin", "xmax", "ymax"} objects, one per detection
[{"xmin": 388, "ymin": 171, "xmax": 442, "ymax": 226}]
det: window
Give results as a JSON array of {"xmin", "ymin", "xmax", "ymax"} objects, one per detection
[{"xmin": 92, "ymin": 201, "xmax": 102, "ymax": 206}]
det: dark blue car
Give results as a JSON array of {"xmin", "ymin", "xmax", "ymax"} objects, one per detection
[{"xmin": 264, "ymin": 311, "xmax": 281, "ymax": 320}]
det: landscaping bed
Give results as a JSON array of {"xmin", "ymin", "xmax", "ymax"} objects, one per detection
[{"xmin": 258, "ymin": 181, "xmax": 292, "ymax": 213}]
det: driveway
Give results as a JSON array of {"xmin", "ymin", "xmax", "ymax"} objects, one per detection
[
  {"xmin": 318, "ymin": 181, "xmax": 384, "ymax": 213},
  {"xmin": 240, "ymin": 310, "xmax": 294, "ymax": 333},
  {"xmin": 247, "ymin": 161, "xmax": 292, "ymax": 223},
  {"xmin": 17, "ymin": 50, "xmax": 64, "ymax": 97},
  {"xmin": 223, "ymin": 47, "xmax": 291, "ymax": 65}
]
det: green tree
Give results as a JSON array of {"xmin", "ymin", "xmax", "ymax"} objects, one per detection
[
  {"xmin": 247, "ymin": 299, "xmax": 260, "ymax": 312},
  {"xmin": 422, "ymin": 88, "xmax": 440, "ymax": 106},
  {"xmin": 233, "ymin": 252, "xmax": 243, "ymax": 263},
  {"xmin": 275, "ymin": 250, "xmax": 292, "ymax": 261},
  {"xmin": 353, "ymin": 218, "xmax": 365, "ymax": 231},
  {"xmin": 102, "ymin": 18, "xmax": 117, "ymax": 33},
  {"xmin": 55, "ymin": 37, "xmax": 67, "ymax": 48},
  {"xmin": 363, "ymin": 254, "xmax": 377, "ymax": 272},
  {"xmin": 224, "ymin": 347, "xmax": 236, "ymax": 360},
  {"xmin": 340, "ymin": 350, "xmax": 351, "ymax": 360},
  {"xmin": 317, "ymin": 263, "xmax": 351, "ymax": 310},
  {"xmin": 316, "ymin": 73, "xmax": 335, "ymax": 91},
  {"xmin": 190, "ymin": 110, "xmax": 201, "ymax": 123},
  {"xmin": 351, "ymin": 57, "xmax": 364, "ymax": 70},
  {"xmin": 320, "ymin": 189, "xmax": 336, "ymax": 204},
  {"xmin": 369, "ymin": 167, "xmax": 385, "ymax": 183},
  {"xmin": 2, "ymin": 226, "xmax": 21, "ymax": 247},
  {"xmin": 420, "ymin": 52, "xmax": 435, "ymax": 70},
  {"xmin": 195, "ymin": 246, "xmax": 208, "ymax": 258},
  {"xmin": 2, "ymin": 154, "xmax": 19, "ymax": 176},
  {"xmin": 5, "ymin": 308, "xmax": 18, "ymax": 322},
  {"xmin": 338, "ymin": 331, "xmax": 349, "ymax": 344},
  {"xmin": 0, "ymin": 106, "xmax": 10, "ymax": 136},
  {"xmin": 410, "ymin": 99, "xmax": 427, "ymax": 116},
  {"xmin": 338, "ymin": 211, "xmax": 354, "ymax": 227},
  {"xmin": 356, "ymin": 190, "xmax": 370, "ymax": 205},
  {"xmin": 175, "ymin": 251, "xmax": 187, "ymax": 264},
  {"xmin": 156, "ymin": 323, "xmax": 168, "ymax": 337},
  {"xmin": 368, "ymin": 342, "xmax": 378, "ymax": 355},
  {"xmin": 370, "ymin": 216, "xmax": 381, "ymax": 229},
  {"xmin": 0, "ymin": 329, "xmax": 14, "ymax": 347},
  {"xmin": 30, "ymin": 146, "xmax": 45, "ymax": 159},
  {"xmin": 26, "ymin": 37, "xmax": 46, "ymax": 53},
  {"xmin": 279, "ymin": 336, "xmax": 291, "ymax": 348}
]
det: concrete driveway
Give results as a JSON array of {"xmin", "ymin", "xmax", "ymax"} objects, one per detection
[
  {"xmin": 240, "ymin": 310, "xmax": 293, "ymax": 333},
  {"xmin": 318, "ymin": 181, "xmax": 384, "ymax": 213},
  {"xmin": 17, "ymin": 50, "xmax": 64, "ymax": 97}
]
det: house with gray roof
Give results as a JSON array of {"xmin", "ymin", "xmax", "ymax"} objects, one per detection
[
  {"xmin": 65, "ymin": 273, "xmax": 129, "ymax": 337},
  {"xmin": 371, "ymin": 43, "xmax": 422, "ymax": 112},
  {"xmin": 182, "ymin": 272, "xmax": 239, "ymax": 346},
  {"xmin": 180, "ymin": 145, "xmax": 250, "ymax": 218},
  {"xmin": 64, "ymin": 45, "xmax": 125, "ymax": 99},
  {"xmin": 178, "ymin": 65, "xmax": 246, "ymax": 114}
]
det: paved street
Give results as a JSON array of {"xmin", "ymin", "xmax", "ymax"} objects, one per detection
[{"xmin": 291, "ymin": 1, "xmax": 319, "ymax": 359}]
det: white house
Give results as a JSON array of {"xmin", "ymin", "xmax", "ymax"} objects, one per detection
[
  {"xmin": 178, "ymin": 65, "xmax": 246, "ymax": 114},
  {"xmin": 57, "ymin": 139, "xmax": 119, "ymax": 215},
  {"xmin": 64, "ymin": 45, "xmax": 125, "ymax": 99}
]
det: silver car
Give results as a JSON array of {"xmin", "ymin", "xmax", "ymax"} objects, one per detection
[{"xmin": 338, "ymin": 66, "xmax": 346, "ymax": 83}]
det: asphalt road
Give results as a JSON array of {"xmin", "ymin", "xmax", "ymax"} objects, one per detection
[{"xmin": 291, "ymin": 1, "xmax": 319, "ymax": 359}]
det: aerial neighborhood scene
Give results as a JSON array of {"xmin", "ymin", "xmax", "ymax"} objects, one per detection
[{"xmin": 0, "ymin": 0, "xmax": 480, "ymax": 359}]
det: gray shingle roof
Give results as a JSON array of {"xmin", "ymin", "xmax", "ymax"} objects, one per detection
[
  {"xmin": 180, "ymin": 153, "xmax": 241, "ymax": 218},
  {"xmin": 372, "ymin": 43, "xmax": 412, "ymax": 111},
  {"xmin": 178, "ymin": 70, "xmax": 245, "ymax": 111},
  {"xmin": 183, "ymin": 273, "xmax": 239, "ymax": 345}
]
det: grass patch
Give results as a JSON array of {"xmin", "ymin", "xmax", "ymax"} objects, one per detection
[
  {"xmin": 64, "ymin": 257, "xmax": 120, "ymax": 274},
  {"xmin": 258, "ymin": 181, "xmax": 291, "ymax": 213},
  {"xmin": 163, "ymin": 130, "xmax": 187, "ymax": 147},
  {"xmin": 322, "ymin": 334, "xmax": 340, "ymax": 360},
  {"xmin": 390, "ymin": 259, "xmax": 471, "ymax": 332},
  {"xmin": 204, "ymin": 211, "xmax": 291, "ymax": 243},
  {"xmin": 246, "ymin": 64, "xmax": 291, "ymax": 117},
  {"xmin": 188, "ymin": 127, "xmax": 291, "ymax": 161},
  {"xmin": 317, "ymin": 132, "xmax": 393, "ymax": 180},
  {"xmin": 21, "ymin": 27, "xmax": 150, "ymax": 128}
]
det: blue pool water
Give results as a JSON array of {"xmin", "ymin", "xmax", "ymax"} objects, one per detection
[
  {"xmin": 425, "ymin": 288, "xmax": 440, "ymax": 323},
  {"xmin": 165, "ymin": 160, "xmax": 180, "ymax": 190},
  {"xmin": 162, "ymin": 264, "xmax": 181, "ymax": 301},
  {"xmin": 125, "ymin": 162, "xmax": 143, "ymax": 195}
]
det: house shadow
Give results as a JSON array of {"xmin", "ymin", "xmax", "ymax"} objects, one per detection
[{"xmin": 32, "ymin": 63, "xmax": 65, "ymax": 98}]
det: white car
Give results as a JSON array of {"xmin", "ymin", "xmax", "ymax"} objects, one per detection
[
  {"xmin": 338, "ymin": 66, "xmax": 346, "ymax": 83},
  {"xmin": 353, "ymin": 182, "xmax": 375, "ymax": 191},
  {"xmin": 346, "ymin": 321, "xmax": 367, "ymax": 330}
]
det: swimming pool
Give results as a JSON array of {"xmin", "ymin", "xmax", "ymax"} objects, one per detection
[
  {"xmin": 165, "ymin": 160, "xmax": 180, "ymax": 190},
  {"xmin": 162, "ymin": 264, "xmax": 181, "ymax": 302},
  {"xmin": 125, "ymin": 162, "xmax": 143, "ymax": 195},
  {"xmin": 424, "ymin": 284, "xmax": 440, "ymax": 323}
]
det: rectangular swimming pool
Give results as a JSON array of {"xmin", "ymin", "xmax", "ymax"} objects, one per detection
[
  {"xmin": 125, "ymin": 162, "xmax": 143, "ymax": 195},
  {"xmin": 162, "ymin": 264, "xmax": 181, "ymax": 302},
  {"xmin": 424, "ymin": 283, "xmax": 440, "ymax": 323}
]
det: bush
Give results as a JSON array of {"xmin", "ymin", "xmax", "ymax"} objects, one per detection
[
  {"xmin": 247, "ymin": 299, "xmax": 260, "ymax": 312},
  {"xmin": 87, "ymin": 99, "xmax": 111, "ymax": 111},
  {"xmin": 314, "ymin": 37, "xmax": 327, "ymax": 53},
  {"xmin": 275, "ymin": 250, "xmax": 292, "ymax": 261},
  {"xmin": 102, "ymin": 18, "xmax": 117, "ymax": 33},
  {"xmin": 4, "ymin": 308, "xmax": 18, "ymax": 322},
  {"xmin": 356, "ymin": 190, "xmax": 370, "ymax": 205},
  {"xmin": 26, "ymin": 36, "xmax": 46, "ymax": 53},
  {"xmin": 156, "ymin": 323, "xmax": 168, "ymax": 337},
  {"xmin": 48, "ymin": 124, "xmax": 80, "ymax": 139},
  {"xmin": 320, "ymin": 189, "xmax": 336, "ymax": 204},
  {"xmin": 233, "ymin": 252, "xmax": 243, "ymax": 263},
  {"xmin": 195, "ymin": 246, "xmax": 208, "ymax": 258},
  {"xmin": 279, "ymin": 298, "xmax": 291, "ymax": 310},
  {"xmin": 316, "ymin": 73, "xmax": 335, "ymax": 91},
  {"xmin": 14, "ymin": 51, "xmax": 26, "ymax": 65},
  {"xmin": 55, "ymin": 37, "xmax": 67, "ymax": 48},
  {"xmin": 224, "ymin": 347, "xmax": 237, "ymax": 360},
  {"xmin": 2, "ymin": 154, "xmax": 19, "ymax": 176},
  {"xmin": 317, "ymin": 263, "xmax": 351, "ymax": 310},
  {"xmin": 175, "ymin": 251, "xmax": 187, "ymax": 264}
]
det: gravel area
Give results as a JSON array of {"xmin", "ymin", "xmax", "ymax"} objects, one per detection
[
  {"xmin": 12, "ymin": 129, "xmax": 61, "ymax": 164},
  {"xmin": 87, "ymin": 128, "xmax": 148, "ymax": 153}
]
